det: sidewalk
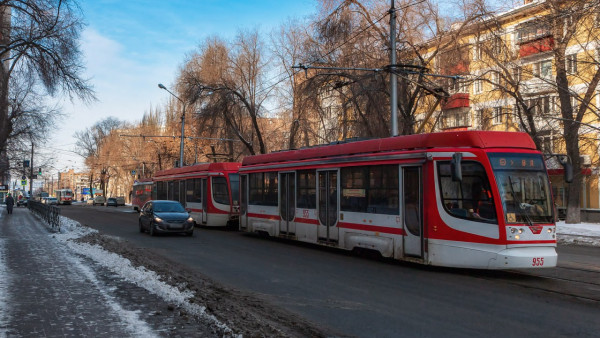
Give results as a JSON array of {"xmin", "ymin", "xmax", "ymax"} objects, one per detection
[{"xmin": 0, "ymin": 206, "xmax": 226, "ymax": 337}]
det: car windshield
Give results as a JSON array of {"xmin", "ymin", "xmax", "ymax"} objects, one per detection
[{"xmin": 153, "ymin": 202, "xmax": 185, "ymax": 213}]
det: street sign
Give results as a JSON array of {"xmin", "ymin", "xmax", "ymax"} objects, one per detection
[
  {"xmin": 131, "ymin": 170, "xmax": 136, "ymax": 176},
  {"xmin": 20, "ymin": 180, "xmax": 27, "ymax": 186}
]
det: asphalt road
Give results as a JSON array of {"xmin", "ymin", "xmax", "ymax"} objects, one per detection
[{"xmin": 59, "ymin": 203, "xmax": 600, "ymax": 337}]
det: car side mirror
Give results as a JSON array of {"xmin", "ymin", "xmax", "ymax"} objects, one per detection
[{"xmin": 185, "ymin": 208, "xmax": 191, "ymax": 213}]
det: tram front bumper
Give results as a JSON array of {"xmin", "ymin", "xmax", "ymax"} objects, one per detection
[{"xmin": 488, "ymin": 246, "xmax": 557, "ymax": 269}]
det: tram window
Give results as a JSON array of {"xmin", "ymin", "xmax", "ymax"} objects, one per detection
[
  {"xmin": 186, "ymin": 178, "xmax": 202, "ymax": 203},
  {"xmin": 248, "ymin": 172, "xmax": 278, "ymax": 206},
  {"xmin": 369, "ymin": 165, "xmax": 399, "ymax": 215},
  {"xmin": 340, "ymin": 165, "xmax": 399, "ymax": 215},
  {"xmin": 341, "ymin": 167, "xmax": 367, "ymax": 212},
  {"xmin": 297, "ymin": 170, "xmax": 316, "ymax": 209},
  {"xmin": 172, "ymin": 180, "xmax": 180, "ymax": 202},
  {"xmin": 213, "ymin": 177, "xmax": 230, "ymax": 205},
  {"xmin": 167, "ymin": 181, "xmax": 174, "ymax": 200},
  {"xmin": 438, "ymin": 161, "xmax": 497, "ymax": 223},
  {"xmin": 156, "ymin": 181, "xmax": 167, "ymax": 200}
]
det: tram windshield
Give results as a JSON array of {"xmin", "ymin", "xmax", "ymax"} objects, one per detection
[{"xmin": 489, "ymin": 153, "xmax": 553, "ymax": 224}]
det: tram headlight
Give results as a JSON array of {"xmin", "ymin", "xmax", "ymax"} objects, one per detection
[
  {"xmin": 511, "ymin": 228, "xmax": 517, "ymax": 234},
  {"xmin": 515, "ymin": 235, "xmax": 520, "ymax": 240},
  {"xmin": 518, "ymin": 228, "xmax": 524, "ymax": 234},
  {"xmin": 547, "ymin": 228, "xmax": 553, "ymax": 233}
]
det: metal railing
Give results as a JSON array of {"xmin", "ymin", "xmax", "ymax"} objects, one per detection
[{"xmin": 28, "ymin": 200, "xmax": 61, "ymax": 231}]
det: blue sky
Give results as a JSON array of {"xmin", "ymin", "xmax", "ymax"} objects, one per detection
[{"xmin": 47, "ymin": 0, "xmax": 317, "ymax": 171}]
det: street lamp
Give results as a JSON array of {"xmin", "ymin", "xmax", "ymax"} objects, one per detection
[{"xmin": 158, "ymin": 83, "xmax": 186, "ymax": 168}]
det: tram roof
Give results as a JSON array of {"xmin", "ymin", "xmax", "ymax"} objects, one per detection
[
  {"xmin": 242, "ymin": 131, "xmax": 537, "ymax": 166},
  {"xmin": 154, "ymin": 162, "xmax": 241, "ymax": 178}
]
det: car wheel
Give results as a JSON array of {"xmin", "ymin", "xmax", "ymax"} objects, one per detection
[
  {"xmin": 139, "ymin": 220, "xmax": 144, "ymax": 233},
  {"xmin": 149, "ymin": 222, "xmax": 156, "ymax": 236}
]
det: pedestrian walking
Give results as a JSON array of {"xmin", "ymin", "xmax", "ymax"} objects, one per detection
[{"xmin": 5, "ymin": 193, "xmax": 14, "ymax": 214}]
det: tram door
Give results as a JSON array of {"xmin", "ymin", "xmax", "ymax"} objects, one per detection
[
  {"xmin": 202, "ymin": 178, "xmax": 208, "ymax": 224},
  {"xmin": 402, "ymin": 166, "xmax": 423, "ymax": 257},
  {"xmin": 279, "ymin": 172, "xmax": 296, "ymax": 235},
  {"xmin": 317, "ymin": 170, "xmax": 339, "ymax": 242}
]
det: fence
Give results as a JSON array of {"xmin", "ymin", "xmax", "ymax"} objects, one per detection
[{"xmin": 28, "ymin": 200, "xmax": 61, "ymax": 231}]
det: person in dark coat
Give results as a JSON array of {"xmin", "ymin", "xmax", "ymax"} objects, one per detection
[{"xmin": 5, "ymin": 194, "xmax": 14, "ymax": 214}]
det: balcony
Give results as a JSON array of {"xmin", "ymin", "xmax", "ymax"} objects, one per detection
[
  {"xmin": 440, "ymin": 108, "xmax": 471, "ymax": 130},
  {"xmin": 519, "ymin": 36, "xmax": 554, "ymax": 58},
  {"xmin": 441, "ymin": 93, "xmax": 470, "ymax": 110}
]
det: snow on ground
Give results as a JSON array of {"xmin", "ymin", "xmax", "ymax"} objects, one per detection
[
  {"xmin": 55, "ymin": 216, "xmax": 236, "ymax": 336},
  {"xmin": 556, "ymin": 221, "xmax": 600, "ymax": 246}
]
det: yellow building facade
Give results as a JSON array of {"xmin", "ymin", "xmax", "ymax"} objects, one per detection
[{"xmin": 417, "ymin": 0, "xmax": 600, "ymax": 217}]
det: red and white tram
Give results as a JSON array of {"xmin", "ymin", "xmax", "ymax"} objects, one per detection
[
  {"xmin": 239, "ymin": 131, "xmax": 564, "ymax": 269},
  {"xmin": 55, "ymin": 189, "xmax": 73, "ymax": 205},
  {"xmin": 132, "ymin": 179, "xmax": 153, "ymax": 211},
  {"xmin": 152, "ymin": 162, "xmax": 241, "ymax": 227}
]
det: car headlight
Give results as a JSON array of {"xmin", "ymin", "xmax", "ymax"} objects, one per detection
[
  {"xmin": 187, "ymin": 217, "xmax": 194, "ymax": 223},
  {"xmin": 154, "ymin": 216, "xmax": 163, "ymax": 223}
]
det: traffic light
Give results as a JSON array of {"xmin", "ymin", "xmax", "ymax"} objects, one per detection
[
  {"xmin": 23, "ymin": 160, "xmax": 30, "ymax": 167},
  {"xmin": 38, "ymin": 167, "xmax": 42, "ymax": 175}
]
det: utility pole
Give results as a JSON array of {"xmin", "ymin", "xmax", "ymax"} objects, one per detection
[
  {"xmin": 389, "ymin": 0, "xmax": 398, "ymax": 136},
  {"xmin": 29, "ymin": 142, "xmax": 33, "ymax": 196}
]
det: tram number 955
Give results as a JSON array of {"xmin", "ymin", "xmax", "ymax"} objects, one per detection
[{"xmin": 532, "ymin": 257, "xmax": 545, "ymax": 267}]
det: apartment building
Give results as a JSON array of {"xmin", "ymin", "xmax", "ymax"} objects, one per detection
[{"xmin": 416, "ymin": 0, "xmax": 600, "ymax": 215}]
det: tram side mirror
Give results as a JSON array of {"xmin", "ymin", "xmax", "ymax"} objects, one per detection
[
  {"xmin": 558, "ymin": 156, "xmax": 573, "ymax": 183},
  {"xmin": 451, "ymin": 153, "xmax": 463, "ymax": 182}
]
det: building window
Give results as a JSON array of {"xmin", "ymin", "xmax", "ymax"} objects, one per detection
[
  {"xmin": 540, "ymin": 133, "xmax": 553, "ymax": 153},
  {"xmin": 533, "ymin": 60, "xmax": 552, "ymax": 80},
  {"xmin": 526, "ymin": 96, "xmax": 555, "ymax": 116},
  {"xmin": 566, "ymin": 54, "xmax": 577, "ymax": 74},
  {"xmin": 473, "ymin": 43, "xmax": 482, "ymax": 60},
  {"xmin": 516, "ymin": 21, "xmax": 551, "ymax": 44},
  {"xmin": 512, "ymin": 66, "xmax": 522, "ymax": 83},
  {"xmin": 493, "ymin": 107, "xmax": 503, "ymax": 125},
  {"xmin": 473, "ymin": 79, "xmax": 483, "ymax": 94},
  {"xmin": 571, "ymin": 96, "xmax": 579, "ymax": 116},
  {"xmin": 492, "ymin": 36, "xmax": 503, "ymax": 55},
  {"xmin": 476, "ymin": 109, "xmax": 485, "ymax": 129},
  {"xmin": 491, "ymin": 72, "xmax": 499, "ymax": 85}
]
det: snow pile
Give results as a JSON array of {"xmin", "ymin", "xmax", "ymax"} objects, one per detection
[
  {"xmin": 556, "ymin": 221, "xmax": 600, "ymax": 246},
  {"xmin": 62, "ymin": 245, "xmax": 157, "ymax": 337},
  {"xmin": 53, "ymin": 216, "xmax": 235, "ymax": 336}
]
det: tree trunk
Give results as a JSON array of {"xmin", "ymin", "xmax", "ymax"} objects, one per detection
[{"xmin": 555, "ymin": 49, "xmax": 582, "ymax": 224}]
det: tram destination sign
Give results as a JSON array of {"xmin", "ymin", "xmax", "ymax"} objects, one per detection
[{"xmin": 488, "ymin": 154, "xmax": 545, "ymax": 171}]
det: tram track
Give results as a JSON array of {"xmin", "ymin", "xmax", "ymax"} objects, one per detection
[{"xmin": 486, "ymin": 265, "xmax": 600, "ymax": 302}]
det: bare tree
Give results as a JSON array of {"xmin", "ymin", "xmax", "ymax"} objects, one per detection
[
  {"xmin": 0, "ymin": 0, "xmax": 94, "ymax": 181},
  {"xmin": 74, "ymin": 117, "xmax": 122, "ymax": 197},
  {"xmin": 179, "ymin": 30, "xmax": 272, "ymax": 155}
]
